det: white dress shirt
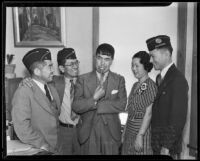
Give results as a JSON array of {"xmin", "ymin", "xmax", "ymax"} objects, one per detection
[
  {"xmin": 58, "ymin": 77, "xmax": 79, "ymax": 126},
  {"xmin": 96, "ymin": 71, "xmax": 109, "ymax": 84},
  {"xmin": 160, "ymin": 62, "xmax": 174, "ymax": 79},
  {"xmin": 32, "ymin": 79, "xmax": 53, "ymax": 100}
]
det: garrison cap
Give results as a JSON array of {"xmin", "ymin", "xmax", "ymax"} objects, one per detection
[
  {"xmin": 146, "ymin": 35, "xmax": 172, "ymax": 51},
  {"xmin": 22, "ymin": 48, "xmax": 51, "ymax": 70},
  {"xmin": 57, "ymin": 48, "xmax": 77, "ymax": 62}
]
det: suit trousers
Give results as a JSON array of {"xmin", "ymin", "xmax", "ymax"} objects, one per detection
[
  {"xmin": 80, "ymin": 118, "xmax": 120, "ymax": 155},
  {"xmin": 57, "ymin": 125, "xmax": 80, "ymax": 155}
]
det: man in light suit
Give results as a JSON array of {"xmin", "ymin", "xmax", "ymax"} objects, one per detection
[
  {"xmin": 12, "ymin": 48, "xmax": 61, "ymax": 153},
  {"xmin": 19, "ymin": 48, "xmax": 81, "ymax": 155},
  {"xmin": 72, "ymin": 43, "xmax": 127, "ymax": 155},
  {"xmin": 146, "ymin": 35, "xmax": 189, "ymax": 158}
]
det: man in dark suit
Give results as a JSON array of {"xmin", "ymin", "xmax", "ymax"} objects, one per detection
[
  {"xmin": 12, "ymin": 48, "xmax": 61, "ymax": 153},
  {"xmin": 146, "ymin": 35, "xmax": 189, "ymax": 158},
  {"xmin": 72, "ymin": 43, "xmax": 127, "ymax": 155}
]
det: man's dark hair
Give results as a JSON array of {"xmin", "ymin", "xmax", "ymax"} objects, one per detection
[{"xmin": 96, "ymin": 43, "xmax": 115, "ymax": 59}]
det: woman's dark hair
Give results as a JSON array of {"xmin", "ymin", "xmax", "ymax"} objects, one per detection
[{"xmin": 132, "ymin": 51, "xmax": 153, "ymax": 72}]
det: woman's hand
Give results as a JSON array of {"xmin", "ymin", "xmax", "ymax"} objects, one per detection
[{"xmin": 134, "ymin": 134, "xmax": 143, "ymax": 152}]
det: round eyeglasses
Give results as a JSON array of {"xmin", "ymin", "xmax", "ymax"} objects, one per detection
[{"xmin": 64, "ymin": 60, "xmax": 80, "ymax": 67}]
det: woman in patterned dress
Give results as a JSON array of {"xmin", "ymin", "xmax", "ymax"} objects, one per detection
[{"xmin": 122, "ymin": 51, "xmax": 157, "ymax": 155}]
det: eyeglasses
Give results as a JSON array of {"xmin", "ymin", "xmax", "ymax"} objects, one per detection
[{"xmin": 64, "ymin": 60, "xmax": 80, "ymax": 67}]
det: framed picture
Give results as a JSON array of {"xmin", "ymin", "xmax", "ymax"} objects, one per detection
[{"xmin": 12, "ymin": 7, "xmax": 66, "ymax": 47}]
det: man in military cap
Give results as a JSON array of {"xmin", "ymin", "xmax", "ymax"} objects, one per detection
[
  {"xmin": 146, "ymin": 35, "xmax": 189, "ymax": 158},
  {"xmin": 72, "ymin": 43, "xmax": 127, "ymax": 155},
  {"xmin": 11, "ymin": 48, "xmax": 61, "ymax": 153},
  {"xmin": 20, "ymin": 48, "xmax": 81, "ymax": 155},
  {"xmin": 55, "ymin": 48, "xmax": 80, "ymax": 155}
]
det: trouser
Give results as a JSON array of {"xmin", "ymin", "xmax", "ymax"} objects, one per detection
[
  {"xmin": 57, "ymin": 124, "xmax": 80, "ymax": 155},
  {"xmin": 80, "ymin": 120, "xmax": 120, "ymax": 155}
]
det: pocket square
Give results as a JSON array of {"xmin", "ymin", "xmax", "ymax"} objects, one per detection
[{"xmin": 111, "ymin": 90, "xmax": 118, "ymax": 94}]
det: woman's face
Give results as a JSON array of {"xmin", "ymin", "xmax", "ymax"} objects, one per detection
[{"xmin": 131, "ymin": 57, "xmax": 147, "ymax": 80}]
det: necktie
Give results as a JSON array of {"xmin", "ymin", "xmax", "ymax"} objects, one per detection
[
  {"xmin": 44, "ymin": 84, "xmax": 52, "ymax": 101},
  {"xmin": 70, "ymin": 79, "xmax": 75, "ymax": 102},
  {"xmin": 156, "ymin": 73, "xmax": 162, "ymax": 86},
  {"xmin": 70, "ymin": 79, "xmax": 78, "ymax": 121},
  {"xmin": 99, "ymin": 73, "xmax": 105, "ymax": 87}
]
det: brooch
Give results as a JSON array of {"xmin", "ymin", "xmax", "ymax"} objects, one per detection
[{"xmin": 138, "ymin": 83, "xmax": 147, "ymax": 95}]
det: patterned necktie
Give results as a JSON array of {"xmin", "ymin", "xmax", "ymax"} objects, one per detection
[
  {"xmin": 70, "ymin": 79, "xmax": 75, "ymax": 102},
  {"xmin": 99, "ymin": 73, "xmax": 105, "ymax": 87},
  {"xmin": 156, "ymin": 73, "xmax": 162, "ymax": 86},
  {"xmin": 44, "ymin": 84, "xmax": 52, "ymax": 101}
]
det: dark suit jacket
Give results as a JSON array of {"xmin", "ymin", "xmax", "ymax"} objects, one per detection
[
  {"xmin": 151, "ymin": 64, "xmax": 189, "ymax": 154},
  {"xmin": 72, "ymin": 71, "xmax": 127, "ymax": 145},
  {"xmin": 51, "ymin": 75, "xmax": 65, "ymax": 103}
]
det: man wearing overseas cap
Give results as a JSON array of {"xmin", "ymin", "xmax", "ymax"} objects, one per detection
[
  {"xmin": 55, "ymin": 48, "xmax": 80, "ymax": 155},
  {"xmin": 20, "ymin": 47, "xmax": 81, "ymax": 155},
  {"xmin": 11, "ymin": 48, "xmax": 61, "ymax": 153},
  {"xmin": 146, "ymin": 35, "xmax": 189, "ymax": 158}
]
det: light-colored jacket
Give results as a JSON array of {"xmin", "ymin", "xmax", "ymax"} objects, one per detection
[{"xmin": 11, "ymin": 81, "xmax": 61, "ymax": 153}]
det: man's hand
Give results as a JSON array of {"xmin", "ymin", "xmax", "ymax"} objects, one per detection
[
  {"xmin": 160, "ymin": 147, "xmax": 170, "ymax": 155},
  {"xmin": 93, "ymin": 85, "xmax": 105, "ymax": 101},
  {"xmin": 19, "ymin": 77, "xmax": 33, "ymax": 88}
]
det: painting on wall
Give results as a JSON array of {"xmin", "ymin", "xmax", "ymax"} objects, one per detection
[{"xmin": 13, "ymin": 7, "xmax": 66, "ymax": 47}]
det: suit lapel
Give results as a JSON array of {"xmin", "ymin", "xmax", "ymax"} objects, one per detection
[
  {"xmin": 156, "ymin": 64, "xmax": 177, "ymax": 99},
  {"xmin": 105, "ymin": 72, "xmax": 116, "ymax": 99},
  {"xmin": 86, "ymin": 71, "xmax": 98, "ymax": 95},
  {"xmin": 53, "ymin": 76, "xmax": 65, "ymax": 103},
  {"xmin": 49, "ymin": 84, "xmax": 61, "ymax": 114},
  {"xmin": 32, "ymin": 81, "xmax": 55, "ymax": 116}
]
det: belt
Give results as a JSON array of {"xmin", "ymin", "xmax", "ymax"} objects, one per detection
[{"xmin": 59, "ymin": 121, "xmax": 75, "ymax": 128}]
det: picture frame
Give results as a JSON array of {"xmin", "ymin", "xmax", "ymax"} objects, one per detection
[{"xmin": 12, "ymin": 7, "xmax": 66, "ymax": 47}]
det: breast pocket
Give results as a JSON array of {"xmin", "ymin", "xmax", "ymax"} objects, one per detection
[{"xmin": 110, "ymin": 93, "xmax": 118, "ymax": 99}]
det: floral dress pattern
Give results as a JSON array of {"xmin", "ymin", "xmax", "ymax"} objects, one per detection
[{"xmin": 122, "ymin": 78, "xmax": 157, "ymax": 155}]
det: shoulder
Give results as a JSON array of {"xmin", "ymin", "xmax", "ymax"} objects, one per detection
[
  {"xmin": 145, "ymin": 78, "xmax": 157, "ymax": 93},
  {"xmin": 173, "ymin": 68, "xmax": 188, "ymax": 86},
  {"xmin": 13, "ymin": 85, "xmax": 32, "ymax": 99},
  {"xmin": 78, "ymin": 71, "xmax": 94, "ymax": 80},
  {"xmin": 109, "ymin": 71, "xmax": 125, "ymax": 80}
]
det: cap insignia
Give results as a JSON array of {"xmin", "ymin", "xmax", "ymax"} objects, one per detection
[{"xmin": 155, "ymin": 38, "xmax": 162, "ymax": 44}]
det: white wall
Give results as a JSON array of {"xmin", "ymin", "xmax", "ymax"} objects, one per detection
[
  {"xmin": 6, "ymin": 7, "xmax": 93, "ymax": 77},
  {"xmin": 99, "ymin": 3, "xmax": 178, "ymax": 95}
]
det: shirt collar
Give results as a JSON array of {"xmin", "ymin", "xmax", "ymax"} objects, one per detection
[
  {"xmin": 32, "ymin": 78, "xmax": 45, "ymax": 92},
  {"xmin": 160, "ymin": 62, "xmax": 173, "ymax": 79},
  {"xmin": 96, "ymin": 70, "xmax": 109, "ymax": 79},
  {"xmin": 64, "ymin": 76, "xmax": 77, "ymax": 84}
]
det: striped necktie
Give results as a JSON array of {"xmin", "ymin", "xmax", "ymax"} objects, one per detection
[
  {"xmin": 70, "ymin": 79, "xmax": 75, "ymax": 102},
  {"xmin": 99, "ymin": 73, "xmax": 105, "ymax": 87}
]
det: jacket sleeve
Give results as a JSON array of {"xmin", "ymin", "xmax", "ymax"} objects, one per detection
[
  {"xmin": 72, "ymin": 77, "xmax": 96, "ymax": 114},
  {"xmin": 97, "ymin": 76, "xmax": 127, "ymax": 114},
  {"xmin": 11, "ymin": 87, "xmax": 48, "ymax": 149},
  {"xmin": 163, "ymin": 76, "xmax": 189, "ymax": 150}
]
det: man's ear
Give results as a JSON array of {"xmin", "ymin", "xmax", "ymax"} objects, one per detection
[
  {"xmin": 33, "ymin": 68, "xmax": 41, "ymax": 76},
  {"xmin": 58, "ymin": 65, "xmax": 65, "ymax": 73}
]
